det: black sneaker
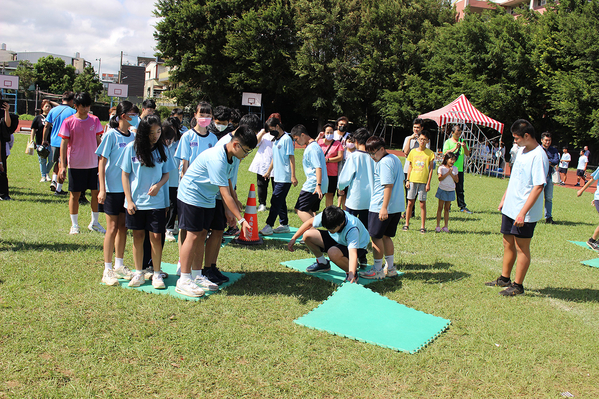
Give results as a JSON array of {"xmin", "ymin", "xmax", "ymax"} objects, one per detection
[
  {"xmin": 0, "ymin": 195, "xmax": 12, "ymax": 201},
  {"xmin": 485, "ymin": 276, "xmax": 511, "ymax": 287},
  {"xmin": 587, "ymin": 239, "xmax": 599, "ymax": 251},
  {"xmin": 223, "ymin": 226, "xmax": 240, "ymax": 236},
  {"xmin": 54, "ymin": 190, "xmax": 68, "ymax": 196},
  {"xmin": 358, "ymin": 255, "xmax": 368, "ymax": 269},
  {"xmin": 50, "ymin": 181, "xmax": 57, "ymax": 192},
  {"xmin": 203, "ymin": 267, "xmax": 226, "ymax": 285},
  {"xmin": 78, "ymin": 196, "xmax": 89, "ymax": 205},
  {"xmin": 306, "ymin": 260, "xmax": 331, "ymax": 273},
  {"xmin": 546, "ymin": 217, "xmax": 555, "ymax": 224},
  {"xmin": 499, "ymin": 283, "xmax": 524, "ymax": 296},
  {"xmin": 211, "ymin": 265, "xmax": 229, "ymax": 283}
]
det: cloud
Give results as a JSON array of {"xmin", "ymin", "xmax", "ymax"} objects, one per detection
[{"xmin": 0, "ymin": 0, "xmax": 159, "ymax": 74}]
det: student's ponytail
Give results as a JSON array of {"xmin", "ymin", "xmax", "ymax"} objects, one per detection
[{"xmin": 110, "ymin": 101, "xmax": 134, "ymax": 129}]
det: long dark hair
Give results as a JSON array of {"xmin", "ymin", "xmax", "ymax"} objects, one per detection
[
  {"xmin": 162, "ymin": 116, "xmax": 181, "ymax": 143},
  {"xmin": 135, "ymin": 115, "xmax": 167, "ymax": 167}
]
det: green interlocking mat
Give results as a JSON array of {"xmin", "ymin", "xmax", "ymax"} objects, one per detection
[
  {"xmin": 110, "ymin": 262, "xmax": 244, "ymax": 301},
  {"xmin": 294, "ymin": 283, "xmax": 450, "ymax": 353},
  {"xmin": 260, "ymin": 227, "xmax": 301, "ymax": 242},
  {"xmin": 568, "ymin": 240, "xmax": 594, "ymax": 250},
  {"xmin": 567, "ymin": 241, "xmax": 599, "ymax": 268},
  {"xmin": 280, "ymin": 257, "xmax": 403, "ymax": 286}
]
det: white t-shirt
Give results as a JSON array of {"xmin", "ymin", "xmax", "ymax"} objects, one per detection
[
  {"xmin": 559, "ymin": 153, "xmax": 571, "ymax": 169},
  {"xmin": 577, "ymin": 155, "xmax": 588, "ymax": 170},
  {"xmin": 248, "ymin": 133, "xmax": 274, "ymax": 176},
  {"xmin": 437, "ymin": 165, "xmax": 458, "ymax": 191},
  {"xmin": 502, "ymin": 145, "xmax": 549, "ymax": 223}
]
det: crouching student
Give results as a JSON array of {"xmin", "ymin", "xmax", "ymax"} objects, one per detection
[
  {"xmin": 288, "ymin": 205, "xmax": 370, "ymax": 283},
  {"xmin": 291, "ymin": 124, "xmax": 328, "ymax": 222},
  {"xmin": 120, "ymin": 115, "xmax": 177, "ymax": 289},
  {"xmin": 175, "ymin": 126, "xmax": 257, "ymax": 298},
  {"xmin": 361, "ymin": 136, "xmax": 404, "ymax": 279}
]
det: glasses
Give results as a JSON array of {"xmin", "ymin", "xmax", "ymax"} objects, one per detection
[
  {"xmin": 368, "ymin": 147, "xmax": 381, "ymax": 158},
  {"xmin": 239, "ymin": 144, "xmax": 253, "ymax": 156}
]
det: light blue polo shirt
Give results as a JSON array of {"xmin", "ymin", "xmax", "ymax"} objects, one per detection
[
  {"xmin": 167, "ymin": 140, "xmax": 180, "ymax": 188},
  {"xmin": 338, "ymin": 150, "xmax": 375, "ymax": 211},
  {"xmin": 214, "ymin": 133, "xmax": 240, "ymax": 199},
  {"xmin": 301, "ymin": 141, "xmax": 328, "ymax": 193},
  {"xmin": 272, "ymin": 133, "xmax": 294, "ymax": 183},
  {"xmin": 119, "ymin": 142, "xmax": 177, "ymax": 210},
  {"xmin": 369, "ymin": 153, "xmax": 405, "ymax": 214},
  {"xmin": 592, "ymin": 168, "xmax": 599, "ymax": 201},
  {"xmin": 177, "ymin": 146, "xmax": 233, "ymax": 208},
  {"xmin": 95, "ymin": 128, "xmax": 135, "ymax": 193},
  {"xmin": 46, "ymin": 104, "xmax": 76, "ymax": 147},
  {"xmin": 175, "ymin": 128, "xmax": 217, "ymax": 164},
  {"xmin": 313, "ymin": 211, "xmax": 370, "ymax": 250}
]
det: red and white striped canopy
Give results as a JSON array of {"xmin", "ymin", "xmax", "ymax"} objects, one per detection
[{"xmin": 418, "ymin": 94, "xmax": 504, "ymax": 134}]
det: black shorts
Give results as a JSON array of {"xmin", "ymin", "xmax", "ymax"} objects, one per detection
[
  {"xmin": 500, "ymin": 214, "xmax": 537, "ymax": 239},
  {"xmin": 52, "ymin": 146, "xmax": 61, "ymax": 164},
  {"xmin": 295, "ymin": 190, "xmax": 322, "ymax": 213},
  {"xmin": 318, "ymin": 230, "xmax": 368, "ymax": 259},
  {"xmin": 68, "ymin": 168, "xmax": 99, "ymax": 192},
  {"xmin": 576, "ymin": 169, "xmax": 586, "ymax": 177},
  {"xmin": 125, "ymin": 208, "xmax": 166, "ymax": 233},
  {"xmin": 346, "ymin": 207, "xmax": 369, "ymax": 229},
  {"xmin": 327, "ymin": 175, "xmax": 338, "ymax": 194},
  {"xmin": 178, "ymin": 200, "xmax": 215, "ymax": 232},
  {"xmin": 211, "ymin": 199, "xmax": 226, "ymax": 231},
  {"xmin": 368, "ymin": 211, "xmax": 401, "ymax": 239},
  {"xmin": 558, "ymin": 167, "xmax": 568, "ymax": 174},
  {"xmin": 100, "ymin": 192, "xmax": 126, "ymax": 215}
]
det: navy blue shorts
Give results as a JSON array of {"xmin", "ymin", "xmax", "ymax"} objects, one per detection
[
  {"xmin": 178, "ymin": 200, "xmax": 214, "ymax": 232},
  {"xmin": 100, "ymin": 192, "xmax": 126, "ymax": 215},
  {"xmin": 125, "ymin": 208, "xmax": 166, "ymax": 233},
  {"xmin": 500, "ymin": 214, "xmax": 537, "ymax": 239},
  {"xmin": 317, "ymin": 230, "xmax": 368, "ymax": 259},
  {"xmin": 346, "ymin": 207, "xmax": 369, "ymax": 229},
  {"xmin": 576, "ymin": 169, "xmax": 586, "ymax": 177},
  {"xmin": 295, "ymin": 190, "xmax": 322, "ymax": 213},
  {"xmin": 211, "ymin": 199, "xmax": 227, "ymax": 231},
  {"xmin": 68, "ymin": 167, "xmax": 99, "ymax": 192},
  {"xmin": 368, "ymin": 211, "xmax": 401, "ymax": 239}
]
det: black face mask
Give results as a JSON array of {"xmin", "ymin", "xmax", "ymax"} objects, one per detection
[{"xmin": 338, "ymin": 125, "xmax": 346, "ymax": 132}]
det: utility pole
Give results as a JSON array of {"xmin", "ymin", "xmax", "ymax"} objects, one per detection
[
  {"xmin": 96, "ymin": 58, "xmax": 101, "ymax": 80},
  {"xmin": 118, "ymin": 51, "xmax": 123, "ymax": 83}
]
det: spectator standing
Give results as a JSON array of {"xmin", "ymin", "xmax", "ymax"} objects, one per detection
[
  {"xmin": 402, "ymin": 118, "xmax": 428, "ymax": 218},
  {"xmin": 318, "ymin": 123, "xmax": 344, "ymax": 208},
  {"xmin": 540, "ymin": 132, "xmax": 560, "ymax": 224},
  {"xmin": 30, "ymin": 100, "xmax": 53, "ymax": 182},
  {"xmin": 0, "ymin": 99, "xmax": 18, "ymax": 201},
  {"xmin": 575, "ymin": 149, "xmax": 588, "ymax": 187},
  {"xmin": 558, "ymin": 147, "xmax": 571, "ymax": 186},
  {"xmin": 443, "ymin": 124, "xmax": 472, "ymax": 214}
]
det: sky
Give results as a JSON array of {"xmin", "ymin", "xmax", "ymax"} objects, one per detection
[{"xmin": 0, "ymin": 0, "xmax": 160, "ymax": 75}]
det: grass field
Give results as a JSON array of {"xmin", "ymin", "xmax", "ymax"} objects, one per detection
[{"xmin": 1, "ymin": 134, "xmax": 598, "ymax": 398}]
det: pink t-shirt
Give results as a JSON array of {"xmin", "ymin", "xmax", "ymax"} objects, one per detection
[
  {"xmin": 58, "ymin": 114, "xmax": 103, "ymax": 169},
  {"xmin": 318, "ymin": 139, "xmax": 344, "ymax": 176}
]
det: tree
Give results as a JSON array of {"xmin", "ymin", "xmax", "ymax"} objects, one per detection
[
  {"xmin": 73, "ymin": 66, "xmax": 103, "ymax": 97},
  {"xmin": 34, "ymin": 55, "xmax": 76, "ymax": 93},
  {"xmin": 11, "ymin": 60, "xmax": 36, "ymax": 114}
]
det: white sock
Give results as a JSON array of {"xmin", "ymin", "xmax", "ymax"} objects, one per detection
[
  {"xmin": 56, "ymin": 183, "xmax": 63, "ymax": 192},
  {"xmin": 181, "ymin": 272, "xmax": 192, "ymax": 282},
  {"xmin": 373, "ymin": 258, "xmax": 384, "ymax": 271},
  {"xmin": 317, "ymin": 255, "xmax": 326, "ymax": 264},
  {"xmin": 134, "ymin": 270, "xmax": 143, "ymax": 276},
  {"xmin": 191, "ymin": 269, "xmax": 202, "ymax": 279},
  {"xmin": 70, "ymin": 214, "xmax": 78, "ymax": 227},
  {"xmin": 52, "ymin": 174, "xmax": 57, "ymax": 183},
  {"xmin": 104, "ymin": 262, "xmax": 112, "ymax": 271},
  {"xmin": 154, "ymin": 271, "xmax": 162, "ymax": 279},
  {"xmin": 385, "ymin": 255, "xmax": 395, "ymax": 270},
  {"xmin": 115, "ymin": 258, "xmax": 124, "ymax": 268},
  {"xmin": 91, "ymin": 212, "xmax": 99, "ymax": 224}
]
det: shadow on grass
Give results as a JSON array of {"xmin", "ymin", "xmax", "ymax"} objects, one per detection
[
  {"xmin": 224, "ymin": 270, "xmax": 335, "ymax": 304},
  {"xmin": 0, "ymin": 239, "xmax": 99, "ymax": 252},
  {"xmin": 536, "ymin": 286, "xmax": 599, "ymax": 303},
  {"xmin": 549, "ymin": 220, "xmax": 596, "ymax": 227}
]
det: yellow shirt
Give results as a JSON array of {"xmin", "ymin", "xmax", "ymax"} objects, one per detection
[{"xmin": 407, "ymin": 148, "xmax": 435, "ymax": 184}]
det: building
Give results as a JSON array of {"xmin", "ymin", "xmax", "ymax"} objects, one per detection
[
  {"xmin": 141, "ymin": 57, "xmax": 170, "ymax": 99},
  {"xmin": 0, "ymin": 43, "xmax": 90, "ymax": 74},
  {"xmin": 454, "ymin": 0, "xmax": 548, "ymax": 20}
]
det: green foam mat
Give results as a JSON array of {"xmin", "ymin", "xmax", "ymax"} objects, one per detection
[
  {"xmin": 261, "ymin": 227, "xmax": 301, "ymax": 242},
  {"xmin": 280, "ymin": 257, "xmax": 403, "ymax": 285},
  {"xmin": 568, "ymin": 240, "xmax": 594, "ymax": 250},
  {"xmin": 581, "ymin": 258, "xmax": 599, "ymax": 269},
  {"xmin": 112, "ymin": 262, "xmax": 244, "ymax": 301},
  {"xmin": 294, "ymin": 283, "xmax": 450, "ymax": 353}
]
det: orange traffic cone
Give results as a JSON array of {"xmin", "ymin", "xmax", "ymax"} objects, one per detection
[{"xmin": 234, "ymin": 184, "xmax": 263, "ymax": 245}]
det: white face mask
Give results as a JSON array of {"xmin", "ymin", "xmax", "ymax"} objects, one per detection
[
  {"xmin": 346, "ymin": 142, "xmax": 355, "ymax": 149},
  {"xmin": 325, "ymin": 134, "xmax": 334, "ymax": 141},
  {"xmin": 216, "ymin": 123, "xmax": 227, "ymax": 132}
]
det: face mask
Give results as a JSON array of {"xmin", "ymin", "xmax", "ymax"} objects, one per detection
[
  {"xmin": 338, "ymin": 125, "xmax": 346, "ymax": 132},
  {"xmin": 346, "ymin": 142, "xmax": 355, "ymax": 149},
  {"xmin": 128, "ymin": 115, "xmax": 140, "ymax": 129},
  {"xmin": 325, "ymin": 134, "xmax": 334, "ymax": 141},
  {"xmin": 215, "ymin": 123, "xmax": 227, "ymax": 132},
  {"xmin": 197, "ymin": 117, "xmax": 211, "ymax": 127}
]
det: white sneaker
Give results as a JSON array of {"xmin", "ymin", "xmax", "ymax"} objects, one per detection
[
  {"xmin": 102, "ymin": 269, "xmax": 119, "ymax": 286},
  {"xmin": 176, "ymin": 260, "xmax": 181, "ymax": 276},
  {"xmin": 128, "ymin": 273, "xmax": 145, "ymax": 287},
  {"xmin": 69, "ymin": 225, "xmax": 80, "ymax": 235},
  {"xmin": 385, "ymin": 266, "xmax": 399, "ymax": 278},
  {"xmin": 152, "ymin": 273, "xmax": 166, "ymax": 289},
  {"xmin": 175, "ymin": 278, "xmax": 205, "ymax": 297},
  {"xmin": 113, "ymin": 266, "xmax": 133, "ymax": 280},
  {"xmin": 46, "ymin": 176, "xmax": 52, "ymax": 182},
  {"xmin": 360, "ymin": 267, "xmax": 386, "ymax": 280},
  {"xmin": 165, "ymin": 231, "xmax": 176, "ymax": 242},
  {"xmin": 40, "ymin": 177, "xmax": 46, "ymax": 183},
  {"xmin": 273, "ymin": 225, "xmax": 290, "ymax": 234},
  {"xmin": 257, "ymin": 204, "xmax": 267, "ymax": 212},
  {"xmin": 193, "ymin": 275, "xmax": 219, "ymax": 291},
  {"xmin": 88, "ymin": 222, "xmax": 106, "ymax": 234},
  {"xmin": 260, "ymin": 224, "xmax": 274, "ymax": 236}
]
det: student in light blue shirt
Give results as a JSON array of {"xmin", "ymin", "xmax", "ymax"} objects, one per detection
[
  {"xmin": 486, "ymin": 119, "xmax": 548, "ymax": 296},
  {"xmin": 96, "ymin": 101, "xmax": 136, "ymax": 286},
  {"xmin": 174, "ymin": 102, "xmax": 217, "ymax": 175},
  {"xmin": 162, "ymin": 117, "xmax": 183, "ymax": 242},
  {"xmin": 338, "ymin": 128, "xmax": 375, "ymax": 228},
  {"xmin": 291, "ymin": 124, "xmax": 328, "ymax": 222},
  {"xmin": 175, "ymin": 126, "xmax": 257, "ymax": 298},
  {"xmin": 120, "ymin": 115, "xmax": 177, "ymax": 290},
  {"xmin": 361, "ymin": 136, "xmax": 404, "ymax": 281},
  {"xmin": 288, "ymin": 206, "xmax": 370, "ymax": 283},
  {"xmin": 260, "ymin": 117, "xmax": 297, "ymax": 235}
]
